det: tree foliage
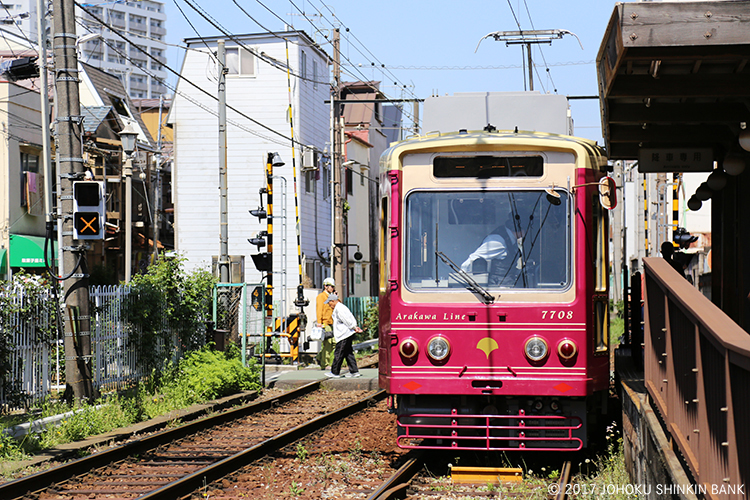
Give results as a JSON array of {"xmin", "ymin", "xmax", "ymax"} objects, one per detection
[{"xmin": 122, "ymin": 256, "xmax": 216, "ymax": 375}]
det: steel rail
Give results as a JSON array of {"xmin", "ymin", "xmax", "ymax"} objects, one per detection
[
  {"xmin": 554, "ymin": 461, "xmax": 572, "ymax": 500},
  {"xmin": 0, "ymin": 381, "xmax": 321, "ymax": 499},
  {"xmin": 366, "ymin": 452, "xmax": 424, "ymax": 500},
  {"xmin": 140, "ymin": 389, "xmax": 387, "ymax": 499}
]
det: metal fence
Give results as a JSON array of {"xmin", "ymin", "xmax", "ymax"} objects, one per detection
[
  {"xmin": 643, "ymin": 257, "xmax": 750, "ymax": 493},
  {"xmin": 0, "ymin": 284, "xmax": 55, "ymax": 410},
  {"xmin": 1, "ymin": 285, "xmax": 194, "ymax": 410},
  {"xmin": 90, "ymin": 285, "xmax": 142, "ymax": 392},
  {"xmin": 213, "ymin": 283, "xmax": 265, "ymax": 366},
  {"xmin": 344, "ymin": 296, "xmax": 378, "ymax": 329}
]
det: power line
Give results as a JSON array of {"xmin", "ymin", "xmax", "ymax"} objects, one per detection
[
  {"xmin": 308, "ymin": 0, "xmax": 418, "ymax": 101},
  {"xmin": 370, "ymin": 61, "xmax": 593, "ymax": 70},
  {"xmin": 282, "ymin": 0, "xmax": 418, "ymax": 125},
  {"xmin": 521, "ymin": 0, "xmax": 557, "ymax": 93},
  {"xmin": 75, "ymin": 1, "xmax": 305, "ymax": 147},
  {"xmin": 178, "ymin": 0, "xmax": 328, "ymax": 85},
  {"xmin": 75, "ymin": 17, "xmax": 292, "ymax": 147}
]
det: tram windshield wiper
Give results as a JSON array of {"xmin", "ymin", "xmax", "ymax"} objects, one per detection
[{"xmin": 436, "ymin": 251, "xmax": 495, "ymax": 304}]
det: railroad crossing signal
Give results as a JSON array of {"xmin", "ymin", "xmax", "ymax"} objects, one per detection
[
  {"xmin": 73, "ymin": 181, "xmax": 105, "ymax": 240},
  {"xmin": 251, "ymin": 285, "xmax": 272, "ymax": 311}
]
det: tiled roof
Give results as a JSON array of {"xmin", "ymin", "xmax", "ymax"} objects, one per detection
[{"xmin": 80, "ymin": 62, "xmax": 155, "ymax": 146}]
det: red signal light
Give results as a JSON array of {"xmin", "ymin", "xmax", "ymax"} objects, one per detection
[
  {"xmin": 557, "ymin": 339, "xmax": 578, "ymax": 360},
  {"xmin": 399, "ymin": 338, "xmax": 418, "ymax": 359}
]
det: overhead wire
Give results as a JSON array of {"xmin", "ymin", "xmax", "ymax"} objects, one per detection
[
  {"xmin": 0, "ymin": 4, "xmax": 37, "ymax": 55},
  {"xmin": 504, "ymin": 0, "xmax": 546, "ymax": 93},
  {"xmin": 370, "ymin": 61, "xmax": 593, "ymax": 70},
  {"xmin": 178, "ymin": 0, "xmax": 328, "ymax": 85},
  {"xmin": 521, "ymin": 0, "xmax": 558, "ymax": 93},
  {"xmin": 310, "ymin": 0, "xmax": 419, "ymax": 100},
  {"xmin": 74, "ymin": 16, "xmax": 292, "ymax": 148},
  {"xmin": 171, "ymin": 0, "xmax": 217, "ymax": 64},
  {"xmin": 75, "ymin": 1, "xmax": 308, "ymax": 148},
  {"xmin": 283, "ymin": 0, "xmax": 419, "ymax": 126},
  {"xmin": 230, "ymin": 0, "xmax": 419, "ymax": 131}
]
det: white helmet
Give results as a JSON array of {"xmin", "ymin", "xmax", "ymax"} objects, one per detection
[{"xmin": 323, "ymin": 277, "xmax": 336, "ymax": 287}]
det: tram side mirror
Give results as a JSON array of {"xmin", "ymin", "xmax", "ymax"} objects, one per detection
[
  {"xmin": 545, "ymin": 187, "xmax": 562, "ymax": 206},
  {"xmin": 598, "ymin": 176, "xmax": 617, "ymax": 210}
]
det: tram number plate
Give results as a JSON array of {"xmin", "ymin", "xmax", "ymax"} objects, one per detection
[{"xmin": 542, "ymin": 310, "xmax": 573, "ymax": 320}]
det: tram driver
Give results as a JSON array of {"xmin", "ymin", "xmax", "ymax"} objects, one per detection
[{"xmin": 461, "ymin": 218, "xmax": 527, "ymax": 287}]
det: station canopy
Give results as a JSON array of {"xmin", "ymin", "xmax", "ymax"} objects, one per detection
[{"xmin": 597, "ymin": 1, "xmax": 750, "ymax": 163}]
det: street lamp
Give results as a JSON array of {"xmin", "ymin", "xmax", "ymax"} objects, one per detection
[{"xmin": 119, "ymin": 123, "xmax": 138, "ymax": 282}]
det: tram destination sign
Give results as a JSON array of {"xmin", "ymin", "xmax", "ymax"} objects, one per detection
[{"xmin": 638, "ymin": 148, "xmax": 713, "ymax": 173}]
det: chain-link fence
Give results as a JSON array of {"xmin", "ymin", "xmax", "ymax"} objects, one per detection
[{"xmin": 212, "ymin": 283, "xmax": 265, "ymax": 366}]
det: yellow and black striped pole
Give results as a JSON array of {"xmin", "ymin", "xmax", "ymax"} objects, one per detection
[
  {"xmin": 643, "ymin": 178, "xmax": 649, "ymax": 257},
  {"xmin": 672, "ymin": 173, "xmax": 681, "ymax": 242},
  {"xmin": 284, "ymin": 40, "xmax": 304, "ymax": 287},
  {"xmin": 265, "ymin": 153, "xmax": 274, "ymax": 357}
]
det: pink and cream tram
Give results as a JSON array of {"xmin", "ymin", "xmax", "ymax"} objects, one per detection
[{"xmin": 378, "ymin": 128, "xmax": 613, "ymax": 451}]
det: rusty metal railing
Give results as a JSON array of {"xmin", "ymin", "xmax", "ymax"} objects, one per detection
[{"xmin": 643, "ymin": 257, "xmax": 750, "ymax": 496}]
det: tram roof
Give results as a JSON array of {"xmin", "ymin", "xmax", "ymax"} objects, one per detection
[{"xmin": 381, "ymin": 130, "xmax": 608, "ymax": 170}]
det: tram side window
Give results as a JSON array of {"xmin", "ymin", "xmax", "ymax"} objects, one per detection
[
  {"xmin": 380, "ymin": 197, "xmax": 388, "ymax": 293},
  {"xmin": 592, "ymin": 196, "xmax": 608, "ymax": 292},
  {"xmin": 592, "ymin": 195, "xmax": 609, "ymax": 352}
]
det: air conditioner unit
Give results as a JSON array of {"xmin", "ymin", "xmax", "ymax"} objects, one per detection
[{"xmin": 302, "ymin": 147, "xmax": 319, "ymax": 172}]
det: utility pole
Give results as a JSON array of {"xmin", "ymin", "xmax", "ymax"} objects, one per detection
[
  {"xmin": 153, "ymin": 95, "xmax": 163, "ymax": 261},
  {"xmin": 612, "ymin": 161, "xmax": 624, "ymax": 304},
  {"xmin": 53, "ymin": 0, "xmax": 94, "ymax": 400},
  {"xmin": 218, "ymin": 40, "xmax": 229, "ymax": 284},
  {"xmin": 331, "ymin": 28, "xmax": 345, "ymax": 294}
]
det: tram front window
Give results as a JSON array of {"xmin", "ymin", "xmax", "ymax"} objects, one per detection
[{"xmin": 405, "ymin": 190, "xmax": 571, "ymax": 290}]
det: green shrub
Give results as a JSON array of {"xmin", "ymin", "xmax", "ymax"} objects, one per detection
[
  {"xmin": 122, "ymin": 256, "xmax": 216, "ymax": 375},
  {"xmin": 1, "ymin": 346, "xmax": 261, "ymax": 460},
  {"xmin": 139, "ymin": 345, "xmax": 260, "ymax": 419}
]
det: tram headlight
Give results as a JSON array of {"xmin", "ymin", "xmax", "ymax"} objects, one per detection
[
  {"xmin": 399, "ymin": 338, "xmax": 419, "ymax": 359},
  {"xmin": 524, "ymin": 336, "xmax": 548, "ymax": 362},
  {"xmin": 427, "ymin": 336, "xmax": 450, "ymax": 362},
  {"xmin": 557, "ymin": 339, "xmax": 578, "ymax": 361}
]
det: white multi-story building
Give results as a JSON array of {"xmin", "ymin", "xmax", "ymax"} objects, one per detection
[
  {"xmin": 168, "ymin": 31, "xmax": 332, "ymax": 307},
  {"xmin": 5, "ymin": 0, "xmax": 168, "ymax": 99},
  {"xmin": 75, "ymin": 0, "xmax": 169, "ymax": 99}
]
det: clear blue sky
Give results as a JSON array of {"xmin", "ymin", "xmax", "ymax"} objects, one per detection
[{"xmin": 164, "ymin": 0, "xmax": 618, "ymax": 145}]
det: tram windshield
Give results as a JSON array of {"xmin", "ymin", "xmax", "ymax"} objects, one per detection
[{"xmin": 405, "ymin": 190, "xmax": 571, "ymax": 291}]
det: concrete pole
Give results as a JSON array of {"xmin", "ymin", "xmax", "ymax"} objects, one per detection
[
  {"xmin": 331, "ymin": 29, "xmax": 345, "ymax": 295},
  {"xmin": 526, "ymin": 42, "xmax": 533, "ymax": 91},
  {"xmin": 37, "ymin": 0, "xmax": 52, "ymax": 230},
  {"xmin": 153, "ymin": 95, "xmax": 163, "ymax": 261},
  {"xmin": 53, "ymin": 0, "xmax": 93, "ymax": 400},
  {"xmin": 218, "ymin": 40, "xmax": 229, "ymax": 284},
  {"xmin": 612, "ymin": 161, "xmax": 624, "ymax": 304}
]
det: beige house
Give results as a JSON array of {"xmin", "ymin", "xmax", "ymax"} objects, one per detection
[{"xmin": 0, "ymin": 81, "xmax": 49, "ymax": 278}]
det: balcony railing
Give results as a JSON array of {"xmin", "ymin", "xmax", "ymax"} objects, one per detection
[{"xmin": 643, "ymin": 257, "xmax": 750, "ymax": 494}]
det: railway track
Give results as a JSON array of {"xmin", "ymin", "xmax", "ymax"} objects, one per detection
[
  {"xmin": 0, "ymin": 382, "xmax": 384, "ymax": 500},
  {"xmin": 370, "ymin": 459, "xmax": 574, "ymax": 499}
]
